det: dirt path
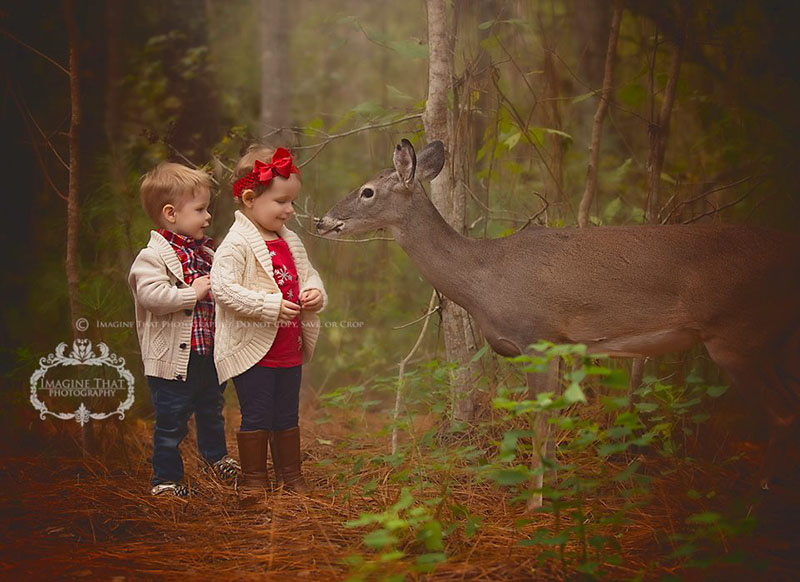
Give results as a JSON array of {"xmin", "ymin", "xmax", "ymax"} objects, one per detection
[{"xmin": 1, "ymin": 411, "xmax": 798, "ymax": 581}]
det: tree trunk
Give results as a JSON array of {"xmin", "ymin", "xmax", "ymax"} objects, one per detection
[
  {"xmin": 571, "ymin": 0, "xmax": 612, "ymax": 144},
  {"xmin": 577, "ymin": 0, "xmax": 623, "ymax": 228},
  {"xmin": 259, "ymin": 0, "xmax": 292, "ymax": 146},
  {"xmin": 646, "ymin": 35, "xmax": 685, "ymax": 223},
  {"xmin": 423, "ymin": 0, "xmax": 478, "ymax": 424},
  {"xmin": 632, "ymin": 27, "xmax": 685, "ymax": 393},
  {"xmin": 63, "ymin": 0, "xmax": 94, "ymax": 457},
  {"xmin": 63, "ymin": 0, "xmax": 82, "ymax": 330},
  {"xmin": 541, "ymin": 34, "xmax": 564, "ymax": 211}
]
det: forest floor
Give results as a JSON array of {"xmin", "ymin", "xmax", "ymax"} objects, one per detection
[{"xmin": 1, "ymin": 399, "xmax": 799, "ymax": 582}]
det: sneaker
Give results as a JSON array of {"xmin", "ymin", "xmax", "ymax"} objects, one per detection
[
  {"xmin": 210, "ymin": 455, "xmax": 241, "ymax": 483},
  {"xmin": 150, "ymin": 481, "xmax": 191, "ymax": 497}
]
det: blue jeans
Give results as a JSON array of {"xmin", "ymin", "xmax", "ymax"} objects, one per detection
[
  {"xmin": 233, "ymin": 365, "xmax": 302, "ymax": 431},
  {"xmin": 147, "ymin": 352, "xmax": 228, "ymax": 486}
]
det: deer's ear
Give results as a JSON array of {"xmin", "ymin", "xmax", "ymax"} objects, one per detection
[
  {"xmin": 393, "ymin": 139, "xmax": 416, "ymax": 186},
  {"xmin": 417, "ymin": 141, "xmax": 445, "ymax": 181}
]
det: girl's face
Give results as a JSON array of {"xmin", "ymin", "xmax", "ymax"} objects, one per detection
[
  {"xmin": 242, "ymin": 175, "xmax": 301, "ymax": 237},
  {"xmin": 167, "ymin": 188, "xmax": 212, "ymax": 240}
]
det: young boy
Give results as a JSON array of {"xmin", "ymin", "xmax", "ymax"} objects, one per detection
[{"xmin": 129, "ymin": 162, "xmax": 240, "ymax": 497}]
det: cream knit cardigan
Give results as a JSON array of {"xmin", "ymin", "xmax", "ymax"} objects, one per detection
[
  {"xmin": 210, "ymin": 211, "xmax": 327, "ymax": 383},
  {"xmin": 128, "ymin": 231, "xmax": 210, "ymax": 381}
]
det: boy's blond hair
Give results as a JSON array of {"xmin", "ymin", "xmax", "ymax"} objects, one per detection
[
  {"xmin": 140, "ymin": 162, "xmax": 212, "ymax": 225},
  {"xmin": 233, "ymin": 144, "xmax": 301, "ymax": 199}
]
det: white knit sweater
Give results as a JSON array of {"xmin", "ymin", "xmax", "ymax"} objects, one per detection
[
  {"xmin": 128, "ymin": 231, "xmax": 211, "ymax": 381},
  {"xmin": 210, "ymin": 211, "xmax": 327, "ymax": 383}
]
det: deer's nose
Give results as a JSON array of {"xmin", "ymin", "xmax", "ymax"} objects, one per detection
[{"xmin": 315, "ymin": 216, "xmax": 345, "ymax": 236}]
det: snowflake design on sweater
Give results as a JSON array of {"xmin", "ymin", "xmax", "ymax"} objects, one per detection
[
  {"xmin": 274, "ymin": 265, "xmax": 293, "ymax": 286},
  {"xmin": 285, "ymin": 288, "xmax": 294, "ymax": 300}
]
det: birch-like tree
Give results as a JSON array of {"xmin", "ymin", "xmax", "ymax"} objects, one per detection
[{"xmin": 423, "ymin": 0, "xmax": 479, "ymax": 424}]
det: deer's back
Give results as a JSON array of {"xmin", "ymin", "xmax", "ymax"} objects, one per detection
[{"xmin": 479, "ymin": 223, "xmax": 800, "ymax": 351}]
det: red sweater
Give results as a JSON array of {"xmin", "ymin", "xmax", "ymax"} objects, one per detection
[{"xmin": 257, "ymin": 237, "xmax": 303, "ymax": 367}]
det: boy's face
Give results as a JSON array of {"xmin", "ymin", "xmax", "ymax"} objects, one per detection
[
  {"xmin": 163, "ymin": 188, "xmax": 212, "ymax": 240},
  {"xmin": 243, "ymin": 175, "xmax": 300, "ymax": 235}
]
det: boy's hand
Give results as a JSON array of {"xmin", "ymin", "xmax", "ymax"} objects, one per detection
[
  {"xmin": 279, "ymin": 299, "xmax": 301, "ymax": 321},
  {"xmin": 300, "ymin": 289, "xmax": 323, "ymax": 312},
  {"xmin": 192, "ymin": 275, "xmax": 211, "ymax": 300}
]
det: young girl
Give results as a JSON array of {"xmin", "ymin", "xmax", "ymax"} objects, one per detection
[{"xmin": 211, "ymin": 146, "xmax": 326, "ymax": 495}]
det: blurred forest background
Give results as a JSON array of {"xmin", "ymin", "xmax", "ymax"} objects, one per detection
[{"xmin": 2, "ymin": 0, "xmax": 800, "ymax": 580}]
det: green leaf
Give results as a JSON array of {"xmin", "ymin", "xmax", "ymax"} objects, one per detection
[
  {"xmin": 351, "ymin": 100, "xmax": 387, "ymax": 118},
  {"xmin": 363, "ymin": 529, "xmax": 399, "ymax": 549},
  {"xmin": 527, "ymin": 127, "xmax": 544, "ymax": 146},
  {"xmin": 519, "ymin": 530, "xmax": 570, "ymax": 546},
  {"xmin": 563, "ymin": 381, "xmax": 587, "ymax": 403},
  {"xmin": 660, "ymin": 171, "xmax": 677, "ymax": 185},
  {"xmin": 415, "ymin": 552, "xmax": 446, "ymax": 572},
  {"xmin": 489, "ymin": 467, "xmax": 530, "ymax": 485},
  {"xmin": 617, "ymin": 82, "xmax": 645, "ymax": 107},
  {"xmin": 597, "ymin": 442, "xmax": 629, "ymax": 457},
  {"xmin": 603, "ymin": 368, "xmax": 629, "ymax": 389},
  {"xmin": 465, "ymin": 517, "xmax": 481, "ymax": 538},
  {"xmin": 504, "ymin": 132, "xmax": 522, "ymax": 150},
  {"xmin": 612, "ymin": 461, "xmax": 641, "ymax": 482},
  {"xmin": 634, "ymin": 402, "xmax": 659, "ymax": 413},
  {"xmin": 602, "ymin": 197, "xmax": 623, "ymax": 223},
  {"xmin": 610, "ymin": 158, "xmax": 633, "ymax": 184},
  {"xmin": 418, "ymin": 520, "xmax": 444, "ymax": 551},
  {"xmin": 706, "ymin": 385, "xmax": 729, "ymax": 398},
  {"xmin": 386, "ymin": 84, "xmax": 415, "ymax": 101},
  {"xmin": 470, "ymin": 344, "xmax": 490, "ymax": 363},
  {"xmin": 389, "ymin": 39, "xmax": 429, "ymax": 59},
  {"xmin": 535, "ymin": 126, "xmax": 573, "ymax": 142},
  {"xmin": 686, "ymin": 512, "xmax": 722, "ymax": 525},
  {"xmin": 572, "ymin": 91, "xmax": 595, "ymax": 104},
  {"xmin": 602, "ymin": 396, "xmax": 630, "ymax": 410}
]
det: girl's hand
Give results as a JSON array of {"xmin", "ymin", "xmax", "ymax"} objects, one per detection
[
  {"xmin": 300, "ymin": 289, "xmax": 323, "ymax": 312},
  {"xmin": 192, "ymin": 275, "xmax": 211, "ymax": 300},
  {"xmin": 279, "ymin": 299, "xmax": 301, "ymax": 321}
]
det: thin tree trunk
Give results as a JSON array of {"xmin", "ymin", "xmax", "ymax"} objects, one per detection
[
  {"xmin": 542, "ymin": 44, "xmax": 564, "ymax": 210},
  {"xmin": 646, "ymin": 35, "xmax": 685, "ymax": 223},
  {"xmin": 259, "ymin": 0, "xmax": 292, "ymax": 145},
  {"xmin": 423, "ymin": 0, "xmax": 477, "ymax": 424},
  {"xmin": 630, "ymin": 26, "xmax": 685, "ymax": 394},
  {"xmin": 64, "ymin": 0, "xmax": 81, "ymax": 329},
  {"xmin": 63, "ymin": 0, "xmax": 94, "ymax": 456},
  {"xmin": 577, "ymin": 0, "xmax": 623, "ymax": 228}
]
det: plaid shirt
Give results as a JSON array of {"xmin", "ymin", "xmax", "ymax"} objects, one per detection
[{"xmin": 157, "ymin": 229, "xmax": 215, "ymax": 356}]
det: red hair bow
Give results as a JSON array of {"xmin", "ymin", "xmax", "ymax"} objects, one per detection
[{"xmin": 232, "ymin": 147, "xmax": 299, "ymax": 199}]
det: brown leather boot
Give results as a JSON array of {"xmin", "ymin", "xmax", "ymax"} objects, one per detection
[
  {"xmin": 236, "ymin": 430, "xmax": 270, "ymax": 494},
  {"xmin": 270, "ymin": 427, "xmax": 310, "ymax": 493}
]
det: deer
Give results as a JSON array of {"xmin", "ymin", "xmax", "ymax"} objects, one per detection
[{"xmin": 316, "ymin": 139, "xmax": 800, "ymax": 504}]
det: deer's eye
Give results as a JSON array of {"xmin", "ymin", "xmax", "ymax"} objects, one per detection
[{"xmin": 361, "ymin": 188, "xmax": 374, "ymax": 199}]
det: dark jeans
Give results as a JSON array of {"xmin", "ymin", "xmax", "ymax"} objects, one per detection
[
  {"xmin": 147, "ymin": 352, "xmax": 228, "ymax": 486},
  {"xmin": 233, "ymin": 365, "xmax": 302, "ymax": 431}
]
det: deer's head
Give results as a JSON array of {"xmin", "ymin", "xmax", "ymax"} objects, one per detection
[{"xmin": 316, "ymin": 139, "xmax": 445, "ymax": 237}]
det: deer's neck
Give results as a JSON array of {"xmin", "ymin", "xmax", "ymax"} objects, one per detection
[{"xmin": 390, "ymin": 196, "xmax": 485, "ymax": 312}]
